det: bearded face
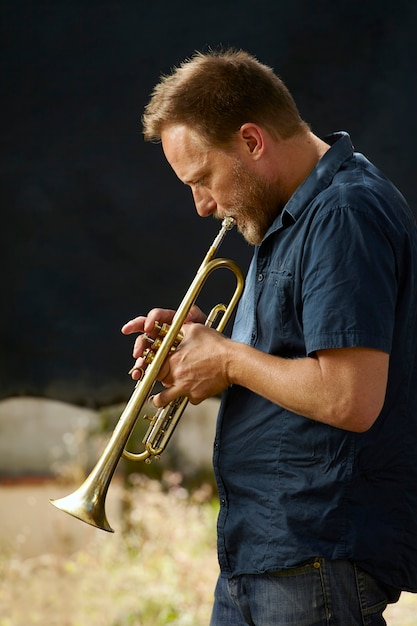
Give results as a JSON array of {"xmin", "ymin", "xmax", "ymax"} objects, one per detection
[
  {"xmin": 161, "ymin": 124, "xmax": 284, "ymax": 246},
  {"xmin": 223, "ymin": 158, "xmax": 283, "ymax": 245}
]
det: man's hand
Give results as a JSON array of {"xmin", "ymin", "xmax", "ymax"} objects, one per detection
[
  {"xmin": 122, "ymin": 307, "xmax": 177, "ymax": 379},
  {"xmin": 151, "ymin": 322, "xmax": 232, "ymax": 406},
  {"xmin": 121, "ymin": 304, "xmax": 211, "ymax": 387}
]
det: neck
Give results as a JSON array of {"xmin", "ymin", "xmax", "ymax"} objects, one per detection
[{"xmin": 270, "ymin": 131, "xmax": 330, "ymax": 202}]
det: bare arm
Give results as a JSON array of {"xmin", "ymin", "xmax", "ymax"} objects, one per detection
[
  {"xmin": 122, "ymin": 310, "xmax": 389, "ymax": 433},
  {"xmin": 225, "ymin": 342, "xmax": 389, "ymax": 432}
]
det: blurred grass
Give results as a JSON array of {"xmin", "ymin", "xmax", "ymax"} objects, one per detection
[{"xmin": 0, "ymin": 475, "xmax": 219, "ymax": 626}]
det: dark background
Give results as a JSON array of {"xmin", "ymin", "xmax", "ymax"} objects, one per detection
[{"xmin": 1, "ymin": 0, "xmax": 416, "ymax": 407}]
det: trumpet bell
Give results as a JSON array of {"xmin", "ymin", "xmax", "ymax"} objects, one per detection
[{"xmin": 50, "ymin": 479, "xmax": 114, "ymax": 532}]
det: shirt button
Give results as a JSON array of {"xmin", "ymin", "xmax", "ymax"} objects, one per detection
[
  {"xmin": 220, "ymin": 498, "xmax": 227, "ymax": 507},
  {"xmin": 258, "ymin": 273, "xmax": 264, "ymax": 281}
]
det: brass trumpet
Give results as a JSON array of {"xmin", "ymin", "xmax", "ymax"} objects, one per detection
[{"xmin": 50, "ymin": 217, "xmax": 244, "ymax": 532}]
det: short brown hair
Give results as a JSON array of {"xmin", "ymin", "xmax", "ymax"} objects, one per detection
[{"xmin": 142, "ymin": 49, "xmax": 308, "ymax": 147}]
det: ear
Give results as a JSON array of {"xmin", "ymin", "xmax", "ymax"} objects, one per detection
[{"xmin": 238, "ymin": 123, "xmax": 265, "ymax": 159}]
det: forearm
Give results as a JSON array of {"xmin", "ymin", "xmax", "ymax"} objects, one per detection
[{"xmin": 225, "ymin": 340, "xmax": 389, "ymax": 432}]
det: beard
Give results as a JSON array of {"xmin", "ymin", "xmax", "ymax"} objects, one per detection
[{"xmin": 226, "ymin": 159, "xmax": 283, "ymax": 246}]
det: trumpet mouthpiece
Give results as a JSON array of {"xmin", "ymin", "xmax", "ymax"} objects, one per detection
[{"xmin": 222, "ymin": 217, "xmax": 236, "ymax": 230}]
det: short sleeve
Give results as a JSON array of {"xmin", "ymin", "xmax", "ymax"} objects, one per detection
[{"xmin": 301, "ymin": 205, "xmax": 397, "ymax": 355}]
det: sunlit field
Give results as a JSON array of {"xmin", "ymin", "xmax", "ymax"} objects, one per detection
[
  {"xmin": 0, "ymin": 475, "xmax": 416, "ymax": 625},
  {"xmin": 0, "ymin": 475, "xmax": 219, "ymax": 626}
]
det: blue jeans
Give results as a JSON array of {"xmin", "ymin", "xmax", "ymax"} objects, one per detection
[{"xmin": 210, "ymin": 559, "xmax": 401, "ymax": 626}]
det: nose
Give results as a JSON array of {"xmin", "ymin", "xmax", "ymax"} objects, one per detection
[{"xmin": 192, "ymin": 187, "xmax": 217, "ymax": 217}]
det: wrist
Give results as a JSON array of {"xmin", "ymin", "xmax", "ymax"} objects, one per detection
[{"xmin": 223, "ymin": 339, "xmax": 247, "ymax": 388}]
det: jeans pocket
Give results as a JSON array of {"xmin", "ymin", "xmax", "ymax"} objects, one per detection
[{"xmin": 354, "ymin": 564, "xmax": 401, "ymax": 623}]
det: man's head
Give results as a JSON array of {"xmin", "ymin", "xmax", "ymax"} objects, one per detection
[
  {"xmin": 142, "ymin": 49, "xmax": 319, "ymax": 245},
  {"xmin": 160, "ymin": 122, "xmax": 285, "ymax": 245},
  {"xmin": 142, "ymin": 48, "xmax": 308, "ymax": 148}
]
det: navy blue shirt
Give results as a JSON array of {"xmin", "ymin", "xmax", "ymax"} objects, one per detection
[{"xmin": 213, "ymin": 132, "xmax": 417, "ymax": 591}]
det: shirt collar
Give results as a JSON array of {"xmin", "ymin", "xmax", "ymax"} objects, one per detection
[{"xmin": 263, "ymin": 131, "xmax": 354, "ymax": 240}]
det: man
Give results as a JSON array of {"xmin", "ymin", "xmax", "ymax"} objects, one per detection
[{"xmin": 122, "ymin": 49, "xmax": 417, "ymax": 625}]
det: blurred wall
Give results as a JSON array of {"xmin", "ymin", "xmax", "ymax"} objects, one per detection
[
  {"xmin": 0, "ymin": 396, "xmax": 219, "ymax": 478},
  {"xmin": 1, "ymin": 0, "xmax": 416, "ymax": 406}
]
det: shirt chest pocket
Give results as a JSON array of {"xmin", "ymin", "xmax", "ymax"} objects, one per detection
[{"xmin": 256, "ymin": 268, "xmax": 304, "ymax": 356}]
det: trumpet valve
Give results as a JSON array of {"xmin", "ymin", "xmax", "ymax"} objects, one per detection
[
  {"xmin": 142, "ymin": 347, "xmax": 155, "ymax": 364},
  {"xmin": 141, "ymin": 323, "xmax": 184, "ymax": 365}
]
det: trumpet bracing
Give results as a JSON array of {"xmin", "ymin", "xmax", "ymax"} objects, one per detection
[{"xmin": 50, "ymin": 217, "xmax": 244, "ymax": 532}]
